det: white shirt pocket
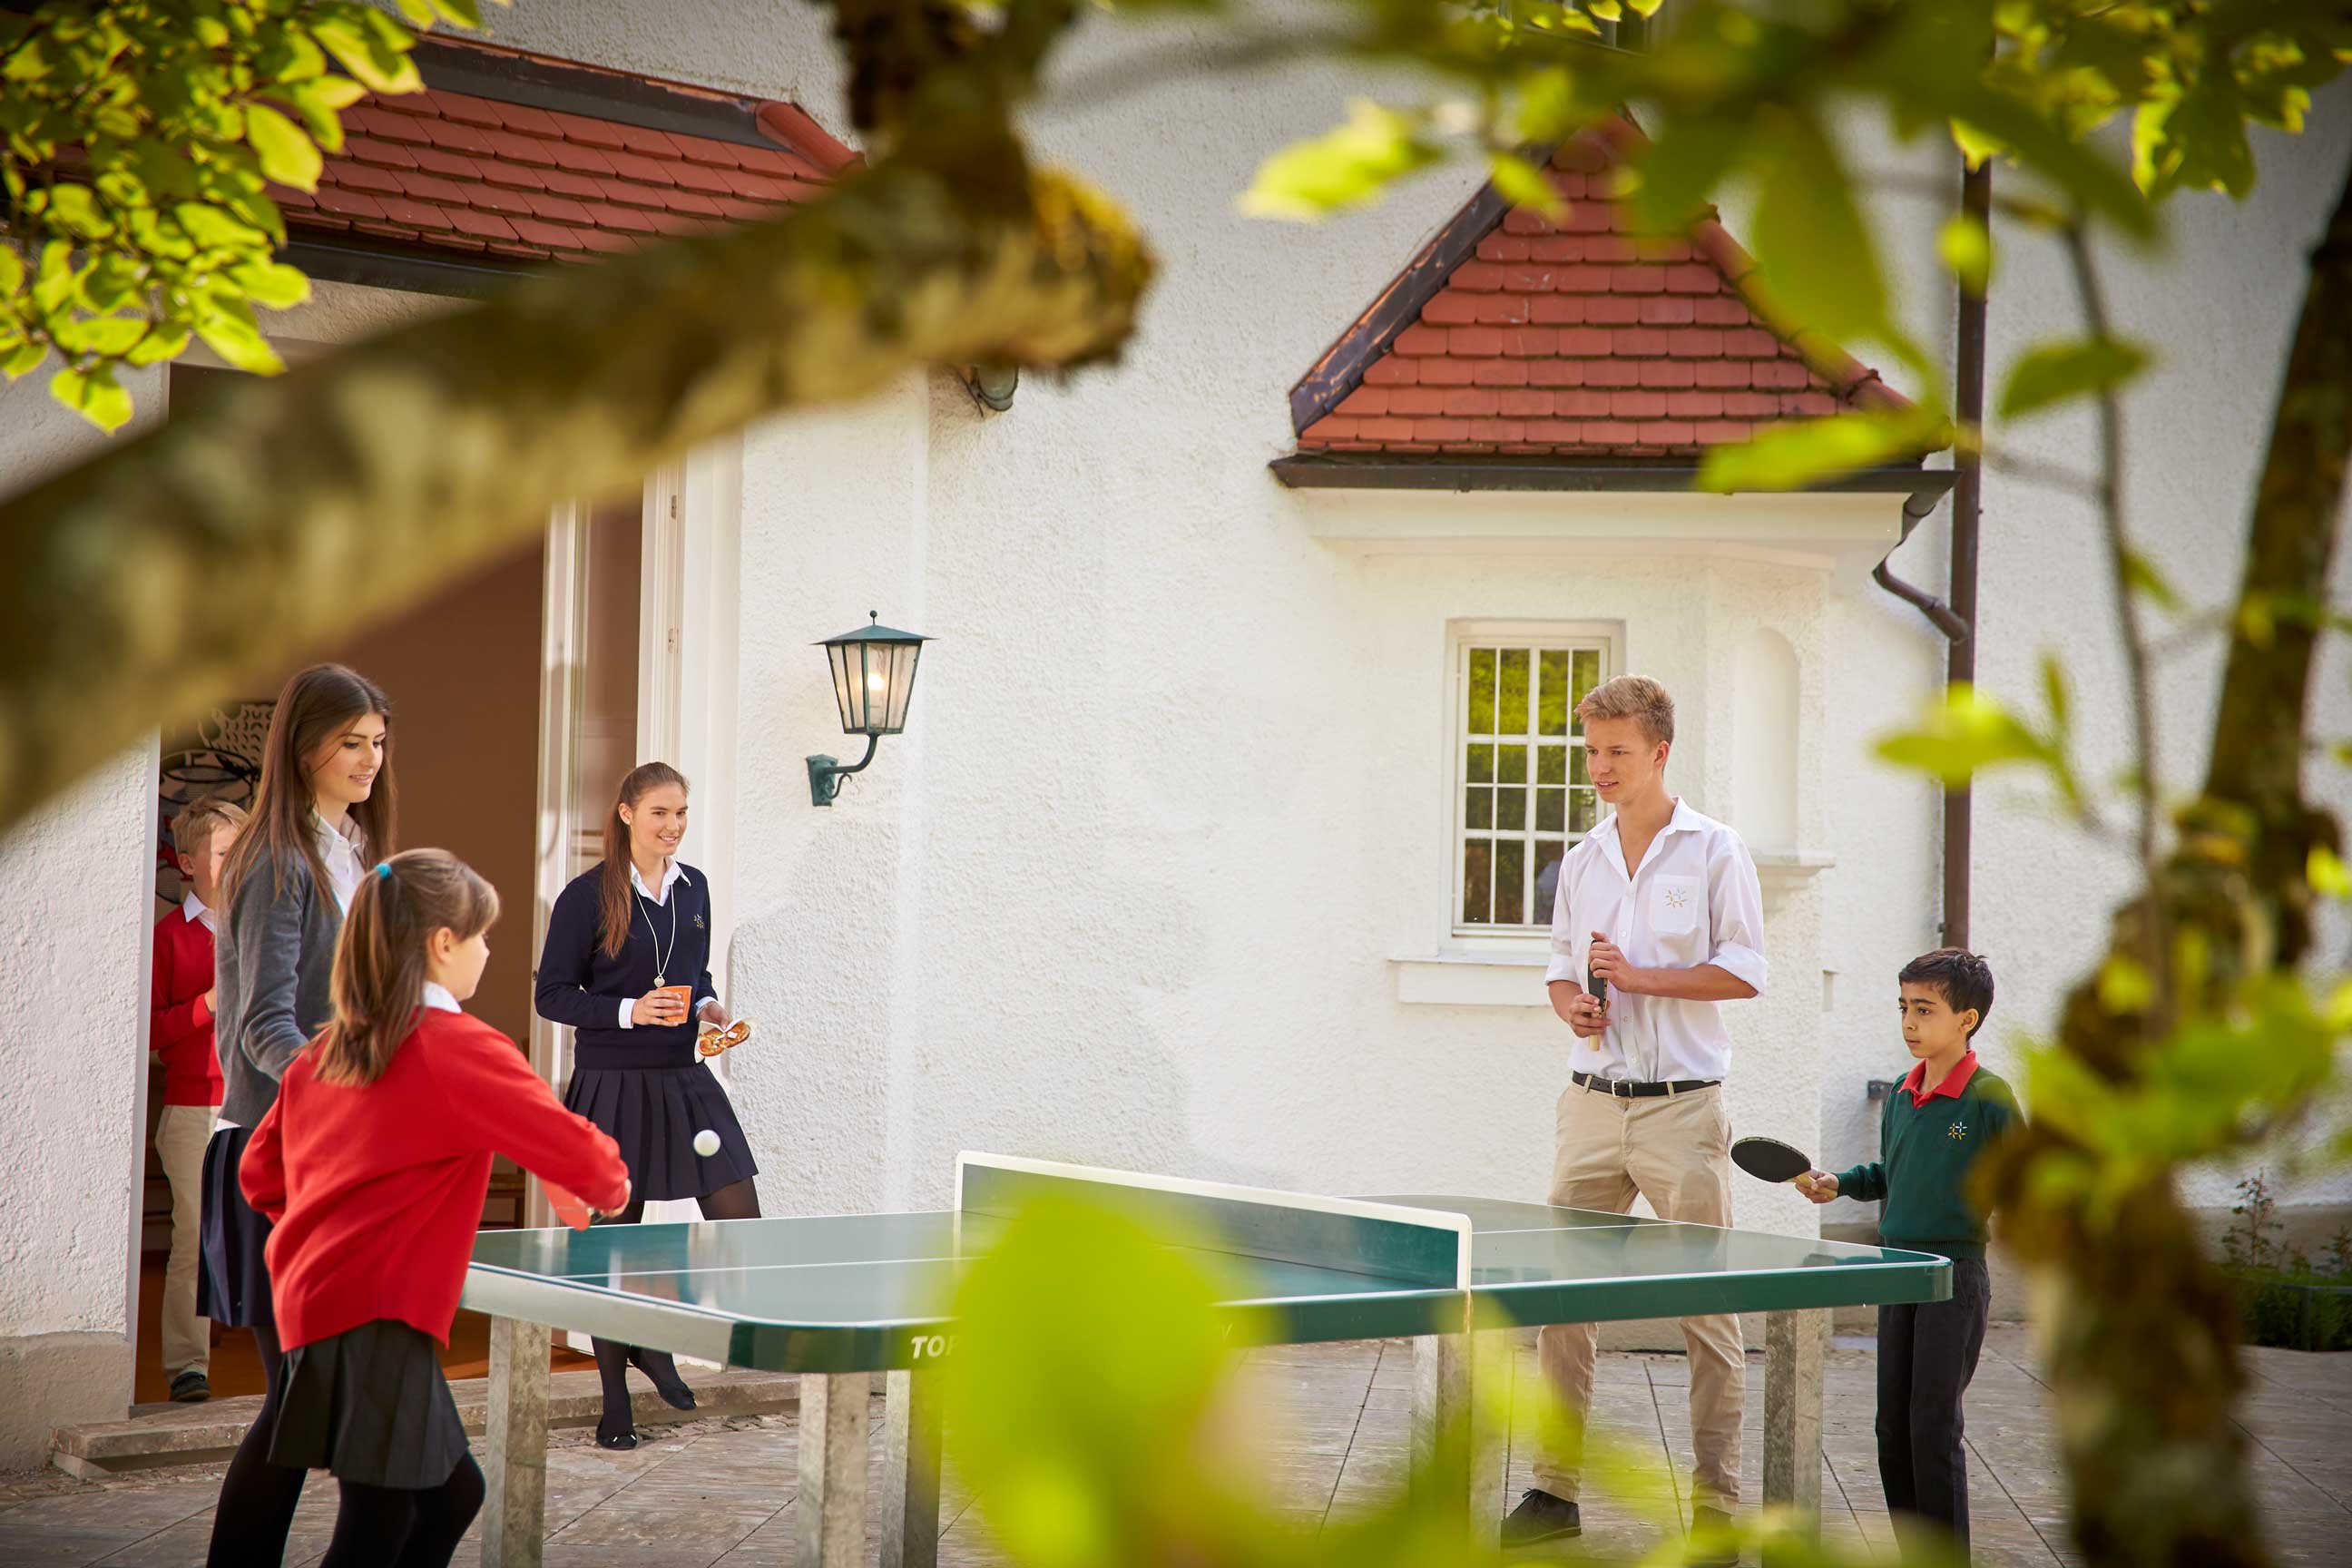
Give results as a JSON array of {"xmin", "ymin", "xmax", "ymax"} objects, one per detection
[{"xmin": 1650, "ymin": 874, "xmax": 1702, "ymax": 938}]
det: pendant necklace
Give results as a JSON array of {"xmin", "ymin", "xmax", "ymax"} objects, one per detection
[{"xmin": 636, "ymin": 875, "xmax": 679, "ymax": 987}]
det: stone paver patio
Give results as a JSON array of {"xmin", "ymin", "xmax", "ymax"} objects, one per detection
[{"xmin": 5, "ymin": 1326, "xmax": 2349, "ymax": 1565}]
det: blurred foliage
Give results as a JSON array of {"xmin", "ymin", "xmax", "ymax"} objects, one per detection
[
  {"xmin": 0, "ymin": 0, "xmax": 496, "ymax": 428},
  {"xmin": 1238, "ymin": 0, "xmax": 2347, "ymax": 486},
  {"xmin": 944, "ymin": 1195, "xmax": 1965, "ymax": 1568}
]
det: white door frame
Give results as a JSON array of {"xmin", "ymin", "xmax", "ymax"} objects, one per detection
[{"xmin": 528, "ymin": 446, "xmax": 740, "ymax": 1230}]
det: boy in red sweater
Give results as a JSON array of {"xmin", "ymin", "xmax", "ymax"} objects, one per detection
[
  {"xmin": 233, "ymin": 849, "xmax": 629, "ymax": 1568},
  {"xmin": 150, "ymin": 797, "xmax": 247, "ymax": 1403}
]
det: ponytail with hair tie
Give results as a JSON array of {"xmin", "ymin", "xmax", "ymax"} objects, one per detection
[{"xmin": 314, "ymin": 848, "xmax": 502, "ymax": 1087}]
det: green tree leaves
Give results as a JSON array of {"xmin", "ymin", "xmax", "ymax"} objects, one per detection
[
  {"xmin": 1240, "ymin": 102, "xmax": 1441, "ymax": 221},
  {"xmin": 0, "ymin": 0, "xmax": 497, "ymax": 430},
  {"xmin": 1749, "ymin": 111, "xmax": 1886, "ymax": 350},
  {"xmin": 2000, "ymin": 337, "xmax": 2151, "ymax": 419}
]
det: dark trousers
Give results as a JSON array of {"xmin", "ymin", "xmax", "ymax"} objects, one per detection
[{"xmin": 1876, "ymin": 1256, "xmax": 1991, "ymax": 1554}]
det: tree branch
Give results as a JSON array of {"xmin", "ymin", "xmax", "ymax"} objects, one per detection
[
  {"xmin": 0, "ymin": 155, "xmax": 1151, "ymax": 830},
  {"xmin": 2062, "ymin": 218, "xmax": 2170, "ymax": 1021}
]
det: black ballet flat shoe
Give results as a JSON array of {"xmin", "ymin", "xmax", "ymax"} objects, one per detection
[
  {"xmin": 627, "ymin": 1347, "xmax": 696, "ymax": 1411},
  {"xmin": 594, "ymin": 1416, "xmax": 639, "ymax": 1451}
]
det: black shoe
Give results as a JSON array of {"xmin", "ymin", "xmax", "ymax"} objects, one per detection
[
  {"xmin": 594, "ymin": 1416, "xmax": 639, "ymax": 1451},
  {"xmin": 168, "ymin": 1370, "xmax": 210, "ymax": 1403},
  {"xmin": 1687, "ymin": 1504, "xmax": 1739, "ymax": 1567},
  {"xmin": 1500, "ymin": 1489, "xmax": 1582, "ymax": 1548},
  {"xmin": 627, "ymin": 1347, "xmax": 696, "ymax": 1410}
]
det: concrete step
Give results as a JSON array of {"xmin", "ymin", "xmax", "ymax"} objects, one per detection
[{"xmin": 49, "ymin": 1365, "xmax": 798, "ymax": 1478}]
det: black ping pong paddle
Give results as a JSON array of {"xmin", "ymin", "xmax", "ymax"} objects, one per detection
[{"xmin": 1730, "ymin": 1136, "xmax": 1813, "ymax": 1184}]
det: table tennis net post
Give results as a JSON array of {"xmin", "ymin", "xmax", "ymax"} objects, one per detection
[{"xmin": 954, "ymin": 1153, "xmax": 1469, "ymax": 1290}]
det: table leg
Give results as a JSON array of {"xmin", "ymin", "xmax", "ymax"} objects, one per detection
[
  {"xmin": 482, "ymin": 1317, "xmax": 551, "ymax": 1568},
  {"xmin": 1763, "ymin": 1308, "xmax": 1828, "ymax": 1520},
  {"xmin": 882, "ymin": 1367, "xmax": 942, "ymax": 1568},
  {"xmin": 1413, "ymin": 1326, "xmax": 1494, "ymax": 1528},
  {"xmin": 798, "ymin": 1371, "xmax": 871, "ymax": 1568}
]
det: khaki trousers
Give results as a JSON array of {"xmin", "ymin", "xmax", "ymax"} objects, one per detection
[
  {"xmin": 154, "ymin": 1103, "xmax": 215, "ymax": 1377},
  {"xmin": 1534, "ymin": 1080, "xmax": 1743, "ymax": 1509}
]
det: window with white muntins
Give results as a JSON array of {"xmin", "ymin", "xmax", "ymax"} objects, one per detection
[{"xmin": 1453, "ymin": 628, "xmax": 1612, "ymax": 936}]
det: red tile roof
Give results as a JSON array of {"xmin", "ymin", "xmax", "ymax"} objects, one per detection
[
  {"xmin": 1293, "ymin": 121, "xmax": 1907, "ymax": 460},
  {"xmin": 269, "ymin": 44, "xmax": 857, "ymax": 265}
]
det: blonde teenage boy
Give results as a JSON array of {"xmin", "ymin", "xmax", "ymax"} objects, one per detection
[{"xmin": 1502, "ymin": 677, "xmax": 1766, "ymax": 1567}]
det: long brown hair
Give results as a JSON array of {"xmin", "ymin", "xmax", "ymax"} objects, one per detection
[
  {"xmin": 221, "ymin": 664, "xmax": 397, "ymax": 907},
  {"xmin": 314, "ymin": 848, "xmax": 500, "ymax": 1087},
  {"xmin": 598, "ymin": 762, "xmax": 688, "ymax": 958}
]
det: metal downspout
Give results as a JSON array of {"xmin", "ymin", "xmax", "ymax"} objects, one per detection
[{"xmin": 1872, "ymin": 156, "xmax": 1989, "ymax": 948}]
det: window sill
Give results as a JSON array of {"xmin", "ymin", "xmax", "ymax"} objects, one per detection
[
  {"xmin": 1753, "ymin": 850, "xmax": 1836, "ymax": 887},
  {"xmin": 1393, "ymin": 950, "xmax": 1553, "ymax": 1008}
]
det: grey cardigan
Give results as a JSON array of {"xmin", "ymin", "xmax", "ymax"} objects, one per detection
[{"xmin": 214, "ymin": 840, "xmax": 344, "ymax": 1129}]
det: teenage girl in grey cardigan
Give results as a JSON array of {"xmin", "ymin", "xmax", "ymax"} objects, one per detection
[{"xmin": 201, "ymin": 664, "xmax": 396, "ymax": 1568}]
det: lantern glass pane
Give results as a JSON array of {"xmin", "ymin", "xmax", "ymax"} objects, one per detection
[
  {"xmin": 886, "ymin": 642, "xmax": 920, "ymax": 730},
  {"xmin": 827, "ymin": 644, "xmax": 856, "ymax": 732}
]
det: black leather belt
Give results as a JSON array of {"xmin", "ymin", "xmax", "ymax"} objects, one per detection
[{"xmin": 1573, "ymin": 1071, "xmax": 1720, "ymax": 1099}]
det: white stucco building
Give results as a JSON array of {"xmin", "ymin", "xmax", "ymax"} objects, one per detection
[{"xmin": 3, "ymin": 0, "xmax": 2347, "ymax": 1471}]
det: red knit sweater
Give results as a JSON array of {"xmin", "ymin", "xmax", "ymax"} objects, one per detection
[
  {"xmin": 242, "ymin": 1008, "xmax": 630, "ymax": 1351},
  {"xmin": 150, "ymin": 906, "xmax": 222, "ymax": 1108}
]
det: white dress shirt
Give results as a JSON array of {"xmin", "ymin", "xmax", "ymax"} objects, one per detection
[
  {"xmin": 617, "ymin": 859, "xmax": 695, "ymax": 1029},
  {"xmin": 311, "ymin": 809, "xmax": 368, "ymax": 915},
  {"xmin": 182, "ymin": 890, "xmax": 218, "ymax": 935},
  {"xmin": 421, "ymin": 981, "xmax": 462, "ymax": 1014},
  {"xmin": 1545, "ymin": 798, "xmax": 1768, "ymax": 1083}
]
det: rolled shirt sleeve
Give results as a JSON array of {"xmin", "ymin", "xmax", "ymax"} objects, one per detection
[{"xmin": 1704, "ymin": 837, "xmax": 1769, "ymax": 995}]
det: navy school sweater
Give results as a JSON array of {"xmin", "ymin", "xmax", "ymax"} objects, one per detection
[{"xmin": 534, "ymin": 864, "xmax": 718, "ymax": 1071}]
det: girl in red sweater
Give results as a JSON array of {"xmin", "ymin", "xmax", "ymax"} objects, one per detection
[{"xmin": 239, "ymin": 849, "xmax": 631, "ymax": 1568}]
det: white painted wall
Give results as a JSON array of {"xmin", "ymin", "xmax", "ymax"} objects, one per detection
[{"xmin": 0, "ymin": 359, "xmax": 167, "ymax": 1464}]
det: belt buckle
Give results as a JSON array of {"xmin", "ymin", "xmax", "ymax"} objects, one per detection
[{"xmin": 1613, "ymin": 1077, "xmax": 1632, "ymax": 1098}]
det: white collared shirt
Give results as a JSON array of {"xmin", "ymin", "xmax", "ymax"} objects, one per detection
[
  {"xmin": 1545, "ymin": 798, "xmax": 1768, "ymax": 1083},
  {"xmin": 312, "ymin": 810, "xmax": 368, "ymax": 914},
  {"xmin": 182, "ymin": 890, "xmax": 218, "ymax": 936},
  {"xmin": 421, "ymin": 981, "xmax": 462, "ymax": 1014},
  {"xmin": 629, "ymin": 858, "xmax": 688, "ymax": 906},
  {"xmin": 617, "ymin": 860, "xmax": 698, "ymax": 1028}
]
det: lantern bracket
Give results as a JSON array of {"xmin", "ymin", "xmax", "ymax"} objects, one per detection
[{"xmin": 807, "ymin": 735, "xmax": 881, "ymax": 808}]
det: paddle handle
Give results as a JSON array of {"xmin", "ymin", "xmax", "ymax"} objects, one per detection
[{"xmin": 1587, "ymin": 965, "xmax": 1607, "ymax": 1009}]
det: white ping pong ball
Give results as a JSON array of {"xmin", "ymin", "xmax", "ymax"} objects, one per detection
[{"xmin": 693, "ymin": 1130, "xmax": 720, "ymax": 1158}]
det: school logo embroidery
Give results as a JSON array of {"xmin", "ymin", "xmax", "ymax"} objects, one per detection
[
  {"xmin": 1948, "ymin": 1121, "xmax": 1968, "ymax": 1141},
  {"xmin": 1662, "ymin": 885, "xmax": 1690, "ymax": 912},
  {"xmin": 693, "ymin": 913, "xmax": 706, "ymax": 929}
]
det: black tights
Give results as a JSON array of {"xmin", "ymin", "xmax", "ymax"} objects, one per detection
[
  {"xmin": 316, "ymin": 1455, "xmax": 485, "ymax": 1568},
  {"xmin": 593, "ymin": 1179, "xmax": 761, "ymax": 1433},
  {"xmin": 206, "ymin": 1325, "xmax": 307, "ymax": 1567}
]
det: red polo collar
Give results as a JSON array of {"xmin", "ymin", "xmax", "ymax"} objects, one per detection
[{"xmin": 1904, "ymin": 1050, "xmax": 1979, "ymax": 1109}]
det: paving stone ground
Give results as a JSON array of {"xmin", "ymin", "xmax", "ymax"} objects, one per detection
[{"xmin": 5, "ymin": 1326, "xmax": 2349, "ymax": 1566}]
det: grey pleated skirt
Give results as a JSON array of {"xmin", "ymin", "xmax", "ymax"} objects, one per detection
[
  {"xmin": 268, "ymin": 1319, "xmax": 470, "ymax": 1489},
  {"xmin": 564, "ymin": 1061, "xmax": 757, "ymax": 1202}
]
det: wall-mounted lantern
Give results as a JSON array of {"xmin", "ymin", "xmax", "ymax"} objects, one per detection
[{"xmin": 808, "ymin": 612, "xmax": 930, "ymax": 807}]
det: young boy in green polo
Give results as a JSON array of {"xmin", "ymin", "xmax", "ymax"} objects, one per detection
[{"xmin": 1796, "ymin": 949, "xmax": 2018, "ymax": 1559}]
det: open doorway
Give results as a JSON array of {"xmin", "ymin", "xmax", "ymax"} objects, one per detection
[{"xmin": 132, "ymin": 365, "xmax": 662, "ymax": 1402}]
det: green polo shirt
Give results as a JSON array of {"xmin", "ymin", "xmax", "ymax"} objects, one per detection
[{"xmin": 1832, "ymin": 1052, "xmax": 2020, "ymax": 1261}]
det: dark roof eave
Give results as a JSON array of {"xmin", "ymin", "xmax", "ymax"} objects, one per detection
[
  {"xmin": 1269, "ymin": 453, "xmax": 1956, "ymax": 498},
  {"xmin": 283, "ymin": 236, "xmax": 544, "ymax": 299}
]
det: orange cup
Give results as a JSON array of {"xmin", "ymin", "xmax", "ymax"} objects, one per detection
[{"xmin": 655, "ymin": 985, "xmax": 691, "ymax": 1024}]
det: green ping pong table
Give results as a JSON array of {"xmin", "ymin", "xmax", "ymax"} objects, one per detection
[{"xmin": 463, "ymin": 1152, "xmax": 1950, "ymax": 1568}]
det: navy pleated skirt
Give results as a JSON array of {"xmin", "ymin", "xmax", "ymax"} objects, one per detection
[
  {"xmin": 197, "ymin": 1123, "xmax": 275, "ymax": 1330},
  {"xmin": 564, "ymin": 1062, "xmax": 757, "ymax": 1202},
  {"xmin": 268, "ymin": 1318, "xmax": 469, "ymax": 1488}
]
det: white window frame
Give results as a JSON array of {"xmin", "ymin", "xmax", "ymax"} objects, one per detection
[{"xmin": 1446, "ymin": 620, "xmax": 1618, "ymax": 943}]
